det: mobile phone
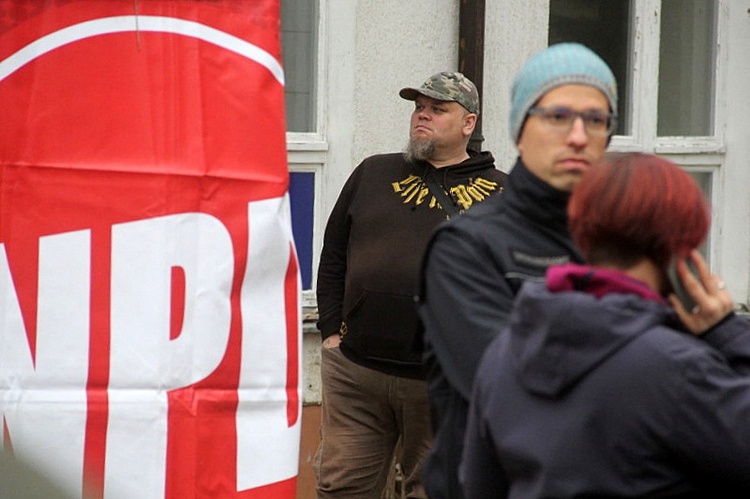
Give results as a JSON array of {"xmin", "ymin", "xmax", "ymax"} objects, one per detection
[{"xmin": 666, "ymin": 257, "xmax": 699, "ymax": 311}]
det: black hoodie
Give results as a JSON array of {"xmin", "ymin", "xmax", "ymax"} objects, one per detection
[{"xmin": 316, "ymin": 150, "xmax": 507, "ymax": 378}]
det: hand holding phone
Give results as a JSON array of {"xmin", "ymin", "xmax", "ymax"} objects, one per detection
[{"xmin": 667, "ymin": 250, "xmax": 735, "ymax": 336}]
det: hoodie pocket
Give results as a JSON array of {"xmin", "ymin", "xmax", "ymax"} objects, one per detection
[{"xmin": 342, "ymin": 289, "xmax": 421, "ymax": 364}]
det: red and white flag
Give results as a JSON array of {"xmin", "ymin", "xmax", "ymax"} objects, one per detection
[{"xmin": 0, "ymin": 1, "xmax": 300, "ymax": 497}]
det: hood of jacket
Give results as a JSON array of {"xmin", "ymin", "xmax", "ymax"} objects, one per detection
[
  {"xmin": 508, "ymin": 264, "xmax": 679, "ymax": 397},
  {"xmin": 417, "ymin": 149, "xmax": 498, "ymax": 186}
]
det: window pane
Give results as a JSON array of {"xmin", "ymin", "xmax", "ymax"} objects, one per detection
[
  {"xmin": 657, "ymin": 0, "xmax": 716, "ymax": 136},
  {"xmin": 548, "ymin": 0, "xmax": 630, "ymax": 135},
  {"xmin": 281, "ymin": 0, "xmax": 317, "ymax": 132},
  {"xmin": 687, "ymin": 170, "xmax": 712, "ymax": 258},
  {"xmin": 689, "ymin": 171, "xmax": 712, "ymax": 202},
  {"xmin": 289, "ymin": 172, "xmax": 315, "ymax": 290}
]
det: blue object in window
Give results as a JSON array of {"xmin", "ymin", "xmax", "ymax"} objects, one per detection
[{"xmin": 289, "ymin": 172, "xmax": 314, "ymax": 290}]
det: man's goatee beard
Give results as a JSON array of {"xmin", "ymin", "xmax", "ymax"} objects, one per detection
[{"xmin": 404, "ymin": 137, "xmax": 435, "ymax": 163}]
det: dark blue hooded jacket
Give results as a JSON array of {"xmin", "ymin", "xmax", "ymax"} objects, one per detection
[{"xmin": 462, "ymin": 265, "xmax": 750, "ymax": 498}]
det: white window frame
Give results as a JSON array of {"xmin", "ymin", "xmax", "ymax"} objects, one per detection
[
  {"xmin": 608, "ymin": 0, "xmax": 737, "ymax": 302},
  {"xmin": 285, "ymin": 0, "xmax": 329, "ymax": 307}
]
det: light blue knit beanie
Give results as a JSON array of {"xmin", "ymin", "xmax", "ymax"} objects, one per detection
[{"xmin": 510, "ymin": 42, "xmax": 618, "ymax": 143}]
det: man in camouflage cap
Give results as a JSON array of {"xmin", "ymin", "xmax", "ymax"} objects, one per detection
[
  {"xmin": 314, "ymin": 71, "xmax": 506, "ymax": 498},
  {"xmin": 395, "ymin": 71, "xmax": 486, "ymax": 168},
  {"xmin": 399, "ymin": 71, "xmax": 480, "ymax": 115}
]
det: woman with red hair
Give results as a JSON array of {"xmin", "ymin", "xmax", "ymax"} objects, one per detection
[{"xmin": 461, "ymin": 153, "xmax": 750, "ymax": 497}]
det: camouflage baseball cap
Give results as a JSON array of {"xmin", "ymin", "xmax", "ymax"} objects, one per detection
[{"xmin": 399, "ymin": 71, "xmax": 480, "ymax": 115}]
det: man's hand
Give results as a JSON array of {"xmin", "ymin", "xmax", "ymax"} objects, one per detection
[{"xmin": 322, "ymin": 335, "xmax": 342, "ymax": 349}]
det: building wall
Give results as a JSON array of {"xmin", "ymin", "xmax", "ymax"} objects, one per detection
[
  {"xmin": 483, "ymin": 2, "xmax": 549, "ymax": 167},
  {"xmin": 717, "ymin": 0, "xmax": 750, "ymax": 300}
]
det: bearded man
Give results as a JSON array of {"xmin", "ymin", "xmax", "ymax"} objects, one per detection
[{"xmin": 314, "ymin": 71, "xmax": 507, "ymax": 498}]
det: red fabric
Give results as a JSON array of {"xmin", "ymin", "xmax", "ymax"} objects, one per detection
[{"xmin": 1, "ymin": 1, "xmax": 298, "ymax": 497}]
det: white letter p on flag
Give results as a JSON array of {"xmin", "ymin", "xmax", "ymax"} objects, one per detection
[{"xmin": 107, "ymin": 212, "xmax": 233, "ymax": 498}]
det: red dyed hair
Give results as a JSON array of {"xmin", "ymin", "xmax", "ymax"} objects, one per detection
[{"xmin": 568, "ymin": 153, "xmax": 709, "ymax": 268}]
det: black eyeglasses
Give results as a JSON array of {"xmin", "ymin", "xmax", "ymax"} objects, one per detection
[{"xmin": 527, "ymin": 106, "xmax": 618, "ymax": 137}]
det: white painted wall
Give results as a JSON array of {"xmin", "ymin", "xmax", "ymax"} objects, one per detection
[
  {"xmin": 483, "ymin": 1, "xmax": 549, "ymax": 168},
  {"xmin": 715, "ymin": 0, "xmax": 750, "ymax": 302}
]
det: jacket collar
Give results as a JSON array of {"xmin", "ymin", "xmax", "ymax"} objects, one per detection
[{"xmin": 506, "ymin": 157, "xmax": 571, "ymax": 234}]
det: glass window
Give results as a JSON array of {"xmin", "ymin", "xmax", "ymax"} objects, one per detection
[
  {"xmin": 688, "ymin": 170, "xmax": 712, "ymax": 258},
  {"xmin": 657, "ymin": 0, "xmax": 716, "ymax": 136},
  {"xmin": 689, "ymin": 171, "xmax": 712, "ymax": 202},
  {"xmin": 548, "ymin": 0, "xmax": 631, "ymax": 135},
  {"xmin": 289, "ymin": 172, "xmax": 315, "ymax": 290},
  {"xmin": 281, "ymin": 0, "xmax": 317, "ymax": 132}
]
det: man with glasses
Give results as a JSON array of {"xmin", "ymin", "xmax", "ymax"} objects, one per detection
[{"xmin": 416, "ymin": 43, "xmax": 618, "ymax": 499}]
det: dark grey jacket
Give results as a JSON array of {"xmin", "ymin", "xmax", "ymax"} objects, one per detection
[
  {"xmin": 463, "ymin": 265, "xmax": 750, "ymax": 498},
  {"xmin": 417, "ymin": 158, "xmax": 582, "ymax": 499}
]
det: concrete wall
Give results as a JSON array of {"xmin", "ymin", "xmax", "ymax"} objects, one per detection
[{"xmin": 716, "ymin": 0, "xmax": 750, "ymax": 299}]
